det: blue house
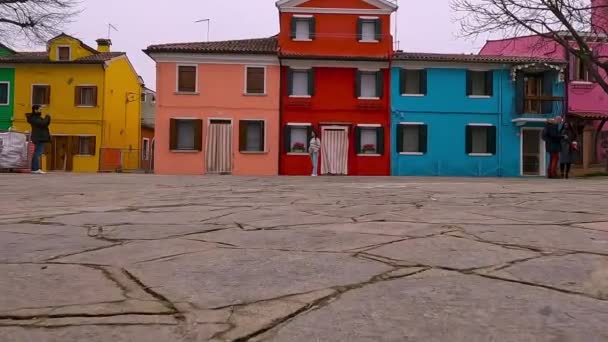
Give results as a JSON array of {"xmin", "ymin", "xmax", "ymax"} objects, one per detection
[{"xmin": 390, "ymin": 53, "xmax": 566, "ymax": 177}]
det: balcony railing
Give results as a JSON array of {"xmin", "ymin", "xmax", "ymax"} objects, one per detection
[{"xmin": 517, "ymin": 95, "xmax": 564, "ymax": 117}]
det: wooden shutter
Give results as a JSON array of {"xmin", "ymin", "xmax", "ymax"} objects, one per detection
[
  {"xmin": 290, "ymin": 17, "xmax": 297, "ymax": 39},
  {"xmin": 487, "ymin": 126, "xmax": 497, "ymax": 155},
  {"xmin": 357, "ymin": 18, "xmax": 363, "ymax": 41},
  {"xmin": 466, "ymin": 71, "xmax": 473, "ymax": 96},
  {"xmin": 89, "ymin": 136, "xmax": 97, "ymax": 156},
  {"xmin": 465, "ymin": 125, "xmax": 472, "ymax": 154},
  {"xmin": 485, "ymin": 71, "xmax": 493, "ymax": 96},
  {"xmin": 239, "ymin": 120, "xmax": 247, "ymax": 152},
  {"xmin": 247, "ymin": 67, "xmax": 265, "ymax": 94},
  {"xmin": 419, "ymin": 125, "xmax": 428, "ymax": 154},
  {"xmin": 169, "ymin": 119, "xmax": 177, "ymax": 150},
  {"xmin": 355, "ymin": 127, "xmax": 362, "ymax": 153},
  {"xmin": 399, "ymin": 69, "xmax": 406, "ymax": 95},
  {"xmin": 515, "ymin": 72, "xmax": 525, "ymax": 114},
  {"xmin": 420, "ymin": 70, "xmax": 428, "ymax": 95},
  {"xmin": 591, "ymin": 49, "xmax": 600, "ymax": 82},
  {"xmin": 287, "ymin": 68, "xmax": 294, "ymax": 96},
  {"xmin": 568, "ymin": 52, "xmax": 577, "ymax": 80},
  {"xmin": 375, "ymin": 19, "xmax": 382, "ymax": 41},
  {"xmin": 74, "ymin": 86, "xmax": 80, "ymax": 106},
  {"xmin": 376, "ymin": 127, "xmax": 385, "ymax": 155},
  {"xmin": 194, "ymin": 119, "xmax": 203, "ymax": 151},
  {"xmin": 92, "ymin": 86, "xmax": 98, "ymax": 106},
  {"xmin": 355, "ymin": 70, "xmax": 362, "ymax": 97},
  {"xmin": 309, "ymin": 18, "xmax": 316, "ymax": 40},
  {"xmin": 178, "ymin": 66, "xmax": 196, "ymax": 92},
  {"xmin": 376, "ymin": 70, "xmax": 384, "ymax": 98},
  {"xmin": 284, "ymin": 125, "xmax": 291, "ymax": 152},
  {"xmin": 259, "ymin": 121, "xmax": 265, "ymax": 152},
  {"xmin": 308, "ymin": 68, "xmax": 315, "ymax": 96},
  {"xmin": 542, "ymin": 71, "xmax": 555, "ymax": 114},
  {"xmin": 45, "ymin": 86, "xmax": 51, "ymax": 105},
  {"xmin": 396, "ymin": 125, "xmax": 404, "ymax": 153}
]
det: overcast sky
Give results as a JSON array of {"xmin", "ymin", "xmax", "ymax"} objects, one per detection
[{"xmin": 59, "ymin": 0, "xmax": 490, "ymax": 90}]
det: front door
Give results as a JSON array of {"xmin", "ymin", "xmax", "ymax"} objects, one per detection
[
  {"xmin": 522, "ymin": 128, "xmax": 546, "ymax": 176},
  {"xmin": 49, "ymin": 136, "xmax": 75, "ymax": 171},
  {"xmin": 321, "ymin": 127, "xmax": 349, "ymax": 175},
  {"xmin": 206, "ymin": 120, "xmax": 232, "ymax": 174}
]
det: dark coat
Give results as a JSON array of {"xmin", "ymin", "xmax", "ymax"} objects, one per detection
[
  {"xmin": 543, "ymin": 122, "xmax": 562, "ymax": 153},
  {"xmin": 26, "ymin": 113, "xmax": 51, "ymax": 144},
  {"xmin": 560, "ymin": 127, "xmax": 577, "ymax": 164}
]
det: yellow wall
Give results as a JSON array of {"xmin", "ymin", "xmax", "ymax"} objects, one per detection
[{"xmin": 48, "ymin": 37, "xmax": 94, "ymax": 62}]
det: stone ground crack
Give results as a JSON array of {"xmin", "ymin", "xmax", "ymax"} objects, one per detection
[{"xmin": 121, "ymin": 269, "xmax": 183, "ymax": 319}]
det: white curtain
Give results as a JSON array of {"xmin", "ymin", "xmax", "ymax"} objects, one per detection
[
  {"xmin": 321, "ymin": 129, "xmax": 349, "ymax": 175},
  {"xmin": 206, "ymin": 123, "xmax": 232, "ymax": 173}
]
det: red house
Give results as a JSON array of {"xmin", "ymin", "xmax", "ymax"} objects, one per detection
[{"xmin": 276, "ymin": 0, "xmax": 398, "ymax": 176}]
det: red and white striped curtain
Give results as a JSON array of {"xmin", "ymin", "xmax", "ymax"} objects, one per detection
[
  {"xmin": 206, "ymin": 123, "xmax": 232, "ymax": 174},
  {"xmin": 321, "ymin": 129, "xmax": 349, "ymax": 175}
]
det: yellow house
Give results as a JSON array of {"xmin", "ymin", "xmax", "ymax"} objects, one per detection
[{"xmin": 1, "ymin": 33, "xmax": 141, "ymax": 172}]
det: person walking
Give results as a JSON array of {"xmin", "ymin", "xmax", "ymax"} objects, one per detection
[
  {"xmin": 543, "ymin": 116, "xmax": 563, "ymax": 179},
  {"xmin": 309, "ymin": 130, "xmax": 321, "ymax": 177},
  {"xmin": 559, "ymin": 121, "xmax": 577, "ymax": 179},
  {"xmin": 26, "ymin": 105, "xmax": 51, "ymax": 174}
]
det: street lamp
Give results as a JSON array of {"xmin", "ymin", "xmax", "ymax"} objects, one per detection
[{"xmin": 195, "ymin": 19, "xmax": 211, "ymax": 42}]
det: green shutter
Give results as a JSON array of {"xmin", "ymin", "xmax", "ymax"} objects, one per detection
[
  {"xmin": 308, "ymin": 68, "xmax": 315, "ymax": 96},
  {"xmin": 309, "ymin": 18, "xmax": 316, "ymax": 40},
  {"xmin": 290, "ymin": 18, "xmax": 297, "ymax": 39},
  {"xmin": 259, "ymin": 121, "xmax": 265, "ymax": 152},
  {"xmin": 399, "ymin": 69, "xmax": 406, "ymax": 95},
  {"xmin": 306, "ymin": 126, "xmax": 313, "ymax": 149},
  {"xmin": 284, "ymin": 125, "xmax": 292, "ymax": 152},
  {"xmin": 465, "ymin": 125, "xmax": 472, "ymax": 154},
  {"xmin": 287, "ymin": 68, "xmax": 294, "ymax": 96},
  {"xmin": 355, "ymin": 70, "xmax": 361, "ymax": 98},
  {"xmin": 355, "ymin": 127, "xmax": 362, "ymax": 153},
  {"xmin": 377, "ymin": 127, "xmax": 385, "ymax": 155},
  {"xmin": 376, "ymin": 70, "xmax": 384, "ymax": 98},
  {"xmin": 396, "ymin": 125, "xmax": 404, "ymax": 153},
  {"xmin": 375, "ymin": 19, "xmax": 382, "ymax": 41},
  {"xmin": 485, "ymin": 71, "xmax": 494, "ymax": 96},
  {"xmin": 419, "ymin": 125, "xmax": 428, "ymax": 153},
  {"xmin": 542, "ymin": 71, "xmax": 555, "ymax": 114},
  {"xmin": 487, "ymin": 126, "xmax": 497, "ymax": 155},
  {"xmin": 420, "ymin": 70, "xmax": 428, "ymax": 95},
  {"xmin": 466, "ymin": 71, "xmax": 473, "ymax": 96},
  {"xmin": 515, "ymin": 72, "xmax": 525, "ymax": 114},
  {"xmin": 357, "ymin": 18, "xmax": 363, "ymax": 41}
]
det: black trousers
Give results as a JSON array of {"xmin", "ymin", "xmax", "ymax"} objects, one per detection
[{"xmin": 560, "ymin": 163, "xmax": 571, "ymax": 177}]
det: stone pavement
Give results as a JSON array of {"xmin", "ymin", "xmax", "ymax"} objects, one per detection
[{"xmin": 0, "ymin": 174, "xmax": 607, "ymax": 342}]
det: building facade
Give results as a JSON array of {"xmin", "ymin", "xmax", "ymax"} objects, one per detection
[
  {"xmin": 141, "ymin": 84, "xmax": 156, "ymax": 172},
  {"xmin": 277, "ymin": 0, "xmax": 397, "ymax": 176},
  {"xmin": 145, "ymin": 38, "xmax": 280, "ymax": 176},
  {"xmin": 391, "ymin": 53, "xmax": 566, "ymax": 177},
  {"xmin": 0, "ymin": 44, "xmax": 15, "ymax": 130},
  {"xmin": 0, "ymin": 34, "xmax": 142, "ymax": 172}
]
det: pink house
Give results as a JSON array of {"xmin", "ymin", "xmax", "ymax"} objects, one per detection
[
  {"xmin": 145, "ymin": 38, "xmax": 280, "ymax": 175},
  {"xmin": 480, "ymin": 0, "xmax": 608, "ymax": 171}
]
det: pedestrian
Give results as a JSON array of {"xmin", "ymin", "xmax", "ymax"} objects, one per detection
[
  {"xmin": 559, "ymin": 121, "xmax": 577, "ymax": 179},
  {"xmin": 309, "ymin": 130, "xmax": 321, "ymax": 177},
  {"xmin": 26, "ymin": 105, "xmax": 51, "ymax": 174},
  {"xmin": 543, "ymin": 116, "xmax": 563, "ymax": 179}
]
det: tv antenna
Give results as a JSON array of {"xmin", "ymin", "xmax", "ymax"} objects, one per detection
[
  {"xmin": 107, "ymin": 23, "xmax": 118, "ymax": 39},
  {"xmin": 195, "ymin": 19, "xmax": 211, "ymax": 42}
]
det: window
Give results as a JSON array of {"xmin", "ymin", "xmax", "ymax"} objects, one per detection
[
  {"xmin": 400, "ymin": 69, "xmax": 427, "ymax": 95},
  {"xmin": 356, "ymin": 70, "xmax": 383, "ymax": 99},
  {"xmin": 524, "ymin": 75, "xmax": 543, "ymax": 114},
  {"xmin": 169, "ymin": 118, "xmax": 203, "ymax": 151},
  {"xmin": 141, "ymin": 93, "xmax": 147, "ymax": 102},
  {"xmin": 466, "ymin": 125, "xmax": 496, "ymax": 155},
  {"xmin": 285, "ymin": 125, "xmax": 311, "ymax": 153},
  {"xmin": 77, "ymin": 136, "xmax": 96, "ymax": 156},
  {"xmin": 466, "ymin": 70, "xmax": 493, "ymax": 97},
  {"xmin": 239, "ymin": 120, "xmax": 265, "ymax": 152},
  {"xmin": 75, "ymin": 86, "xmax": 98, "ymax": 107},
  {"xmin": 288, "ymin": 68, "xmax": 314, "ymax": 97},
  {"xmin": 57, "ymin": 46, "xmax": 71, "ymax": 61},
  {"xmin": 32, "ymin": 85, "xmax": 51, "ymax": 106},
  {"xmin": 245, "ymin": 67, "xmax": 266, "ymax": 95},
  {"xmin": 151, "ymin": 95, "xmax": 156, "ymax": 103},
  {"xmin": 142, "ymin": 138, "xmax": 150, "ymax": 160},
  {"xmin": 572, "ymin": 54, "xmax": 591, "ymax": 82},
  {"xmin": 358, "ymin": 18, "xmax": 381, "ymax": 42},
  {"xmin": 397, "ymin": 124, "xmax": 428, "ymax": 154},
  {"xmin": 356, "ymin": 126, "xmax": 384, "ymax": 155},
  {"xmin": 177, "ymin": 65, "xmax": 197, "ymax": 93},
  {"xmin": 0, "ymin": 82, "xmax": 8, "ymax": 105},
  {"xmin": 291, "ymin": 17, "xmax": 315, "ymax": 40}
]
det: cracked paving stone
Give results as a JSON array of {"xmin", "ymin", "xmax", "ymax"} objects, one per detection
[
  {"xmin": 482, "ymin": 254, "xmax": 608, "ymax": 299},
  {"xmin": 127, "ymin": 248, "xmax": 392, "ymax": 309},
  {"xmin": 573, "ymin": 221, "xmax": 608, "ymax": 232},
  {"xmin": 357, "ymin": 207, "xmax": 520, "ymax": 225},
  {"xmin": 366, "ymin": 235, "xmax": 538, "ymax": 270},
  {"xmin": 98, "ymin": 223, "xmax": 233, "ymax": 241},
  {"xmin": 207, "ymin": 206, "xmax": 352, "ymax": 229},
  {"xmin": 466, "ymin": 207, "xmax": 608, "ymax": 225},
  {"xmin": 310, "ymin": 221, "xmax": 452, "ymax": 238},
  {"xmin": 264, "ymin": 270, "xmax": 608, "ymax": 342}
]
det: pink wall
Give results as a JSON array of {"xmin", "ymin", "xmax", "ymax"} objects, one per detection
[{"xmin": 155, "ymin": 62, "xmax": 280, "ymax": 175}]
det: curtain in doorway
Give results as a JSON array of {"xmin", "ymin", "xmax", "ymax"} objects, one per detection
[
  {"xmin": 206, "ymin": 122, "xmax": 232, "ymax": 174},
  {"xmin": 321, "ymin": 129, "xmax": 349, "ymax": 175}
]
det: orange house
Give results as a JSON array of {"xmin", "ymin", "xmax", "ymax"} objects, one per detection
[{"xmin": 145, "ymin": 38, "xmax": 280, "ymax": 175}]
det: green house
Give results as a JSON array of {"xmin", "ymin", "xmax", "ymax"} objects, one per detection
[{"xmin": 0, "ymin": 43, "xmax": 15, "ymax": 130}]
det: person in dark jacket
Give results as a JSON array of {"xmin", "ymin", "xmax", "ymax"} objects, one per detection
[
  {"xmin": 26, "ymin": 105, "xmax": 51, "ymax": 174},
  {"xmin": 559, "ymin": 121, "xmax": 577, "ymax": 179},
  {"xmin": 543, "ymin": 116, "xmax": 563, "ymax": 178}
]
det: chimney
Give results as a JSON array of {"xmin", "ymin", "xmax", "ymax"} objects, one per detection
[
  {"xmin": 96, "ymin": 38, "xmax": 112, "ymax": 53},
  {"xmin": 591, "ymin": 0, "xmax": 608, "ymax": 34}
]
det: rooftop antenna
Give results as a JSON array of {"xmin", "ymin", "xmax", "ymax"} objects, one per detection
[
  {"xmin": 394, "ymin": 0, "xmax": 400, "ymax": 50},
  {"xmin": 195, "ymin": 19, "xmax": 211, "ymax": 42},
  {"xmin": 107, "ymin": 23, "xmax": 118, "ymax": 39}
]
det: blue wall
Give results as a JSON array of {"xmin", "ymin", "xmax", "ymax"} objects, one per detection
[{"xmin": 391, "ymin": 67, "xmax": 564, "ymax": 177}]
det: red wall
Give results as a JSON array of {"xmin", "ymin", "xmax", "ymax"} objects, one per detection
[{"xmin": 280, "ymin": 67, "xmax": 390, "ymax": 176}]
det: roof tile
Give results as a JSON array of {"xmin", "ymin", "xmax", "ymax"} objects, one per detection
[
  {"xmin": 393, "ymin": 52, "xmax": 567, "ymax": 64},
  {"xmin": 145, "ymin": 37, "xmax": 278, "ymax": 55}
]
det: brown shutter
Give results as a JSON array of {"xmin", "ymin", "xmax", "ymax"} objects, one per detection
[
  {"xmin": 194, "ymin": 119, "xmax": 203, "ymax": 151},
  {"xmin": 178, "ymin": 66, "xmax": 197, "ymax": 92},
  {"xmin": 74, "ymin": 86, "xmax": 80, "ymax": 106},
  {"xmin": 92, "ymin": 86, "xmax": 98, "ymax": 106},
  {"xmin": 239, "ymin": 120, "xmax": 247, "ymax": 151},
  {"xmin": 246, "ymin": 67, "xmax": 265, "ymax": 94},
  {"xmin": 45, "ymin": 86, "xmax": 51, "ymax": 105},
  {"xmin": 169, "ymin": 119, "xmax": 177, "ymax": 150},
  {"xmin": 90, "ymin": 136, "xmax": 97, "ymax": 156},
  {"xmin": 259, "ymin": 121, "xmax": 265, "ymax": 152}
]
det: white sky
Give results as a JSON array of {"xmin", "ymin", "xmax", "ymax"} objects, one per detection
[{"xmin": 54, "ymin": 0, "xmax": 490, "ymax": 90}]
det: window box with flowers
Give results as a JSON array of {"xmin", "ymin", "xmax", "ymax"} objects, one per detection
[
  {"xmin": 362, "ymin": 144, "xmax": 377, "ymax": 154},
  {"xmin": 292, "ymin": 142, "xmax": 306, "ymax": 153}
]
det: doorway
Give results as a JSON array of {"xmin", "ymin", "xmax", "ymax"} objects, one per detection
[
  {"xmin": 321, "ymin": 126, "xmax": 349, "ymax": 175},
  {"xmin": 206, "ymin": 119, "xmax": 232, "ymax": 174},
  {"xmin": 46, "ymin": 136, "xmax": 75, "ymax": 171},
  {"xmin": 521, "ymin": 128, "xmax": 546, "ymax": 176}
]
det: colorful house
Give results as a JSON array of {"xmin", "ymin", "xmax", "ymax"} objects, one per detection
[
  {"xmin": 391, "ymin": 53, "xmax": 566, "ymax": 177},
  {"xmin": 0, "ymin": 34, "xmax": 142, "ymax": 172},
  {"xmin": 145, "ymin": 38, "xmax": 280, "ymax": 175},
  {"xmin": 480, "ymin": 0, "xmax": 608, "ymax": 172},
  {"xmin": 0, "ymin": 43, "xmax": 15, "ymax": 130},
  {"xmin": 277, "ymin": 0, "xmax": 398, "ymax": 176},
  {"xmin": 140, "ymin": 82, "xmax": 156, "ymax": 172}
]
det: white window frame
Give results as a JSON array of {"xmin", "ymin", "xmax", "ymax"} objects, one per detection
[
  {"xmin": 357, "ymin": 123, "xmax": 382, "ymax": 157},
  {"xmin": 142, "ymin": 137, "xmax": 151, "ymax": 160},
  {"xmin": 358, "ymin": 69, "xmax": 380, "ymax": 100},
  {"xmin": 359, "ymin": 17, "xmax": 380, "ymax": 43},
  {"xmin": 56, "ymin": 45, "xmax": 72, "ymax": 61},
  {"xmin": 176, "ymin": 64, "xmax": 199, "ymax": 94},
  {"xmin": 287, "ymin": 122, "xmax": 312, "ymax": 156},
  {"xmin": 74, "ymin": 135, "xmax": 96, "ymax": 157},
  {"xmin": 0, "ymin": 81, "xmax": 9, "ymax": 106},
  {"xmin": 398, "ymin": 122, "xmax": 426, "ymax": 156},
  {"xmin": 31, "ymin": 84, "xmax": 51, "ymax": 107},
  {"xmin": 239, "ymin": 119, "xmax": 267, "ymax": 154},
  {"xmin": 293, "ymin": 15, "xmax": 313, "ymax": 42},
  {"xmin": 244, "ymin": 65, "xmax": 267, "ymax": 96},
  {"xmin": 289, "ymin": 67, "xmax": 312, "ymax": 98},
  {"xmin": 467, "ymin": 123, "xmax": 494, "ymax": 157},
  {"xmin": 520, "ymin": 127, "xmax": 547, "ymax": 177},
  {"xmin": 401, "ymin": 69, "xmax": 426, "ymax": 96},
  {"xmin": 468, "ymin": 70, "xmax": 492, "ymax": 98},
  {"xmin": 75, "ymin": 84, "xmax": 98, "ymax": 108}
]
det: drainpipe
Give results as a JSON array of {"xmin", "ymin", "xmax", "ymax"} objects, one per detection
[
  {"xmin": 278, "ymin": 52, "xmax": 284, "ymax": 176},
  {"xmin": 497, "ymin": 67, "xmax": 504, "ymax": 177}
]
